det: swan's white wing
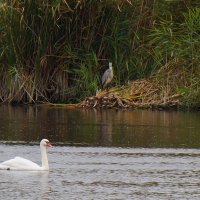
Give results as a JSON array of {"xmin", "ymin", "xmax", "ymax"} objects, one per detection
[{"xmin": 0, "ymin": 156, "xmax": 42, "ymax": 170}]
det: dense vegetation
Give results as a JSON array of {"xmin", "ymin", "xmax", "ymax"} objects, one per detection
[{"xmin": 0, "ymin": 0, "xmax": 200, "ymax": 107}]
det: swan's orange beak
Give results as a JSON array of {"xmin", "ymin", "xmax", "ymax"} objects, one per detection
[{"xmin": 47, "ymin": 143, "xmax": 52, "ymax": 147}]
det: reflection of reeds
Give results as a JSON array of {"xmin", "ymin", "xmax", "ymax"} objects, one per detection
[{"xmin": 0, "ymin": 1, "xmax": 200, "ymax": 107}]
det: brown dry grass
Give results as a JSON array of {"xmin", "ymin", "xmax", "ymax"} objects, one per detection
[{"xmin": 78, "ymin": 79, "xmax": 182, "ymax": 109}]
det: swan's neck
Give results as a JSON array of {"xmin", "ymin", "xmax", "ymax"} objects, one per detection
[{"xmin": 40, "ymin": 145, "xmax": 49, "ymax": 170}]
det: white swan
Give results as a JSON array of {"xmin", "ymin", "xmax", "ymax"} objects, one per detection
[{"xmin": 0, "ymin": 139, "xmax": 52, "ymax": 171}]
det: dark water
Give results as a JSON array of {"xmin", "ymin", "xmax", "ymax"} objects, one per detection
[
  {"xmin": 0, "ymin": 105, "xmax": 200, "ymax": 148},
  {"xmin": 1, "ymin": 105, "xmax": 200, "ymax": 199}
]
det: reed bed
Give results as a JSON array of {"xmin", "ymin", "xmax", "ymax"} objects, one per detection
[
  {"xmin": 0, "ymin": 0, "xmax": 137, "ymax": 103},
  {"xmin": 0, "ymin": 1, "xmax": 200, "ymax": 108}
]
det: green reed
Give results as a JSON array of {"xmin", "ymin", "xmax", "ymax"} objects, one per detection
[{"xmin": 0, "ymin": 0, "xmax": 200, "ymax": 105}]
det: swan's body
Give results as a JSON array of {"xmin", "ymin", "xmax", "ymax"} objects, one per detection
[{"xmin": 0, "ymin": 139, "xmax": 52, "ymax": 171}]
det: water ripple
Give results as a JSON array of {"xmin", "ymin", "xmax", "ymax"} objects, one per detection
[{"xmin": 1, "ymin": 146, "xmax": 200, "ymax": 199}]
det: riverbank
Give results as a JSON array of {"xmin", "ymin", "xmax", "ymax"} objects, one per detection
[
  {"xmin": 75, "ymin": 62, "xmax": 200, "ymax": 110},
  {"xmin": 23, "ymin": 60, "xmax": 200, "ymax": 110},
  {"xmin": 1, "ymin": 59, "xmax": 200, "ymax": 110},
  {"xmin": 78, "ymin": 79, "xmax": 182, "ymax": 110}
]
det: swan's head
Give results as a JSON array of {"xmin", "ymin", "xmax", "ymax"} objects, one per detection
[{"xmin": 40, "ymin": 139, "xmax": 52, "ymax": 147}]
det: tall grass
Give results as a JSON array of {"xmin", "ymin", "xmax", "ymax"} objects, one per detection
[
  {"xmin": 148, "ymin": 6, "xmax": 200, "ymax": 107},
  {"xmin": 0, "ymin": 0, "xmax": 138, "ymax": 103},
  {"xmin": 0, "ymin": 0, "xmax": 200, "ymax": 105}
]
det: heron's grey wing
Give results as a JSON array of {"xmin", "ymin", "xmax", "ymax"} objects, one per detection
[{"xmin": 102, "ymin": 69, "xmax": 110, "ymax": 85}]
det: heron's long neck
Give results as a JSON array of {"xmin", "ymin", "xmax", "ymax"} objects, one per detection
[
  {"xmin": 40, "ymin": 145, "xmax": 49, "ymax": 170},
  {"xmin": 109, "ymin": 67, "xmax": 113, "ymax": 76}
]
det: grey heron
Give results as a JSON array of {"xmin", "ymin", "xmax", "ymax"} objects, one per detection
[{"xmin": 102, "ymin": 62, "xmax": 113, "ymax": 89}]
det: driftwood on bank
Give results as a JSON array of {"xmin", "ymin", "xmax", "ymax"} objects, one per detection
[{"xmin": 78, "ymin": 79, "xmax": 183, "ymax": 109}]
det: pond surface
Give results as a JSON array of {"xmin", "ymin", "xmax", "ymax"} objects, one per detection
[{"xmin": 1, "ymin": 105, "xmax": 200, "ymax": 199}]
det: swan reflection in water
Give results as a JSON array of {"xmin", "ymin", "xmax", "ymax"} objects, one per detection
[{"xmin": 0, "ymin": 170, "xmax": 51, "ymax": 199}]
